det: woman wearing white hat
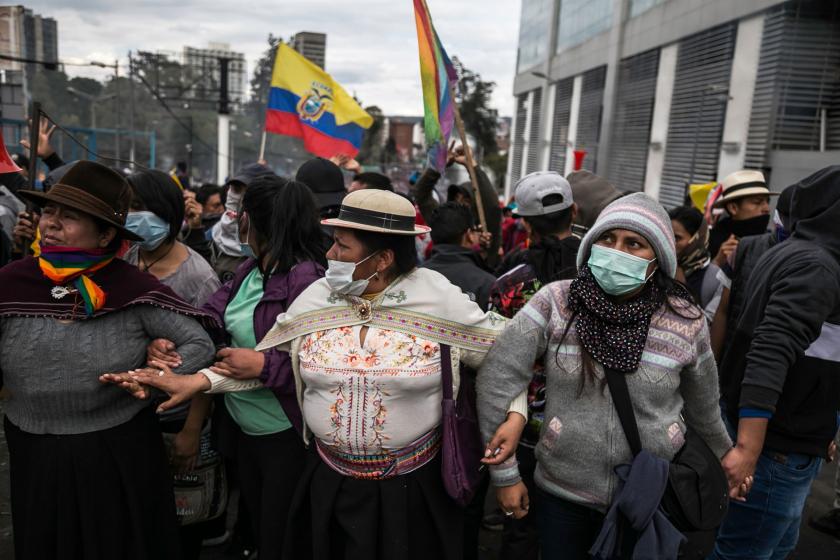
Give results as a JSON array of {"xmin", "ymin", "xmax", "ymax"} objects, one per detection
[{"xmin": 127, "ymin": 188, "xmax": 526, "ymax": 560}]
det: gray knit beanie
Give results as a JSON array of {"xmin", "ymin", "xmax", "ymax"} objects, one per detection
[{"xmin": 576, "ymin": 192, "xmax": 677, "ymax": 278}]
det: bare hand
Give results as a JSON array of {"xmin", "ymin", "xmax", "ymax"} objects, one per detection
[
  {"xmin": 482, "ymin": 413, "xmax": 526, "ymax": 466},
  {"xmin": 446, "ymin": 140, "xmax": 467, "ymax": 167},
  {"xmin": 478, "ymin": 231, "xmax": 493, "ymax": 250},
  {"xmin": 147, "ymin": 338, "xmax": 182, "ymax": 369},
  {"xmin": 20, "ymin": 119, "xmax": 57, "ymax": 159},
  {"xmin": 714, "ymin": 235, "xmax": 739, "ymax": 268},
  {"xmin": 131, "ymin": 361, "xmax": 210, "ymax": 413},
  {"xmin": 496, "ymin": 481, "xmax": 530, "ymax": 519},
  {"xmin": 329, "ymin": 154, "xmax": 350, "ymax": 168},
  {"xmin": 184, "ymin": 195, "xmax": 202, "ymax": 229},
  {"xmin": 721, "ymin": 446, "xmax": 757, "ymax": 502},
  {"xmin": 171, "ymin": 428, "xmax": 201, "ymax": 473},
  {"xmin": 99, "ymin": 371, "xmax": 151, "ymax": 400},
  {"xmin": 13, "ymin": 211, "xmax": 38, "ymax": 249},
  {"xmin": 209, "ymin": 347, "xmax": 265, "ymax": 380}
]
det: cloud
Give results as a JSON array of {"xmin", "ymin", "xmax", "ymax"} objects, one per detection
[{"xmin": 27, "ymin": 0, "xmax": 519, "ymax": 116}]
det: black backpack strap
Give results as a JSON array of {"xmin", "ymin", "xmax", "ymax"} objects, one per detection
[
  {"xmin": 604, "ymin": 367, "xmax": 643, "ymax": 457},
  {"xmin": 440, "ymin": 344, "xmax": 453, "ymax": 400}
]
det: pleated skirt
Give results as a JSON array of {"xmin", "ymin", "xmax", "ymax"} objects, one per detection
[{"xmin": 284, "ymin": 447, "xmax": 464, "ymax": 560}]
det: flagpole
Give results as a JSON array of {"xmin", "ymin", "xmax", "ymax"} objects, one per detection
[
  {"xmin": 258, "ymin": 130, "xmax": 267, "ymax": 162},
  {"xmin": 448, "ymin": 83, "xmax": 487, "ymax": 231}
]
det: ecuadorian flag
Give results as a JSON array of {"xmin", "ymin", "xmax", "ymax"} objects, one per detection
[{"xmin": 265, "ymin": 43, "xmax": 373, "ymax": 158}]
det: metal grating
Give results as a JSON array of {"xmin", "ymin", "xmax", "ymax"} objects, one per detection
[
  {"xmin": 576, "ymin": 66, "xmax": 607, "ymax": 173},
  {"xmin": 659, "ymin": 23, "xmax": 736, "ymax": 208},
  {"xmin": 605, "ymin": 48, "xmax": 660, "ymax": 192},
  {"xmin": 510, "ymin": 93, "xmax": 528, "ymax": 185},
  {"xmin": 745, "ymin": 1, "xmax": 840, "ymax": 169},
  {"xmin": 526, "ymin": 88, "xmax": 543, "ymax": 174},
  {"xmin": 548, "ymin": 77, "xmax": 574, "ymax": 173}
]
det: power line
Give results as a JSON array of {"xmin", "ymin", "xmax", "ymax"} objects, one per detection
[{"xmin": 131, "ymin": 67, "xmax": 224, "ymax": 159}]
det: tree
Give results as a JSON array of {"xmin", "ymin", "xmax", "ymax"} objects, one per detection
[
  {"xmin": 357, "ymin": 105, "xmax": 384, "ymax": 164},
  {"xmin": 452, "ymin": 57, "xmax": 499, "ymax": 160}
]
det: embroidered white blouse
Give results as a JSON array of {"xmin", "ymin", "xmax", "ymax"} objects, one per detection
[{"xmin": 299, "ymin": 325, "xmax": 443, "ymax": 455}]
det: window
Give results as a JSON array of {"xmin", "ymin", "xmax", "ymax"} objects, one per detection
[
  {"xmin": 517, "ymin": 0, "xmax": 553, "ymax": 73},
  {"xmin": 556, "ymin": 0, "xmax": 612, "ymax": 53}
]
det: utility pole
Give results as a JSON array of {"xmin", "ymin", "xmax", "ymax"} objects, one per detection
[
  {"xmin": 217, "ymin": 57, "xmax": 231, "ymax": 183},
  {"xmin": 128, "ymin": 51, "xmax": 136, "ymax": 169},
  {"xmin": 114, "ymin": 59, "xmax": 120, "ymax": 161}
]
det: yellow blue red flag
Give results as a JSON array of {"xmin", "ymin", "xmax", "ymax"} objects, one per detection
[{"xmin": 265, "ymin": 43, "xmax": 373, "ymax": 158}]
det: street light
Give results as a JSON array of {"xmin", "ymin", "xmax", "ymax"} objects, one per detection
[{"xmin": 66, "ymin": 86, "xmax": 116, "ymax": 129}]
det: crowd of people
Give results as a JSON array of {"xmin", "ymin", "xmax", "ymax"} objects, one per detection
[{"xmin": 0, "ymin": 123, "xmax": 838, "ymax": 560}]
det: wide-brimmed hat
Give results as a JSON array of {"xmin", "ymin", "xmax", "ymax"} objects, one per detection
[
  {"xmin": 17, "ymin": 160, "xmax": 142, "ymax": 241},
  {"xmin": 713, "ymin": 170, "xmax": 778, "ymax": 209},
  {"xmin": 321, "ymin": 189, "xmax": 430, "ymax": 236}
]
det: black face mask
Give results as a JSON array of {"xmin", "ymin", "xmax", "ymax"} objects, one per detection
[{"xmin": 730, "ymin": 214, "xmax": 770, "ymax": 238}]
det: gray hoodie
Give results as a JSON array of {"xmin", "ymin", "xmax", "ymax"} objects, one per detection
[{"xmin": 476, "ymin": 280, "xmax": 732, "ymax": 510}]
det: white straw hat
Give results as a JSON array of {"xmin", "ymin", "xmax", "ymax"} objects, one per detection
[
  {"xmin": 321, "ymin": 189, "xmax": 430, "ymax": 235},
  {"xmin": 713, "ymin": 170, "xmax": 778, "ymax": 208}
]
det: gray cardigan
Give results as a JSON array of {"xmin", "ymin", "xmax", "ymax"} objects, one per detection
[
  {"xmin": 477, "ymin": 280, "xmax": 732, "ymax": 511},
  {"xmin": 0, "ymin": 305, "xmax": 215, "ymax": 434}
]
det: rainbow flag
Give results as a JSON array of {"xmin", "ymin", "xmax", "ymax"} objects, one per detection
[
  {"xmin": 414, "ymin": 0, "xmax": 458, "ymax": 171},
  {"xmin": 265, "ymin": 43, "xmax": 372, "ymax": 158}
]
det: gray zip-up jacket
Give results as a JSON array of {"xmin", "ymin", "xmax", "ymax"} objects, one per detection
[{"xmin": 477, "ymin": 280, "xmax": 732, "ymax": 511}]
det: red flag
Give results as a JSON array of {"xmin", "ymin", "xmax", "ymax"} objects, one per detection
[{"xmin": 0, "ymin": 132, "xmax": 22, "ymax": 173}]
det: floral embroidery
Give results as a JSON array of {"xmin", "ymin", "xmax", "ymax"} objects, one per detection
[
  {"xmin": 300, "ymin": 326, "xmax": 441, "ymax": 454},
  {"xmin": 383, "ymin": 290, "xmax": 407, "ymax": 304}
]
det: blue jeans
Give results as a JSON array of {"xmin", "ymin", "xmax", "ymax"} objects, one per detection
[
  {"xmin": 535, "ymin": 488, "xmax": 605, "ymax": 560},
  {"xmin": 709, "ymin": 450, "xmax": 822, "ymax": 560}
]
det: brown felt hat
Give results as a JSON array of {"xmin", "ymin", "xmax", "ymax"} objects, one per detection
[{"xmin": 17, "ymin": 160, "xmax": 142, "ymax": 241}]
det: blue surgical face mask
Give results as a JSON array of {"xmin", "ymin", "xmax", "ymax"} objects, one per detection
[
  {"xmin": 588, "ymin": 244, "xmax": 657, "ymax": 296},
  {"xmin": 125, "ymin": 211, "xmax": 170, "ymax": 251},
  {"xmin": 237, "ymin": 213, "xmax": 256, "ymax": 259}
]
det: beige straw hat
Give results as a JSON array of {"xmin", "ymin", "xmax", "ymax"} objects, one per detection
[
  {"xmin": 713, "ymin": 170, "xmax": 778, "ymax": 208},
  {"xmin": 321, "ymin": 189, "xmax": 430, "ymax": 235}
]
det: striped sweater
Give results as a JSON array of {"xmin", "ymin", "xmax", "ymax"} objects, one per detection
[{"xmin": 477, "ymin": 280, "xmax": 732, "ymax": 511}]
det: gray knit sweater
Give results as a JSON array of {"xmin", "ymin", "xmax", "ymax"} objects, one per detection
[
  {"xmin": 0, "ymin": 305, "xmax": 215, "ymax": 434},
  {"xmin": 477, "ymin": 280, "xmax": 732, "ymax": 511}
]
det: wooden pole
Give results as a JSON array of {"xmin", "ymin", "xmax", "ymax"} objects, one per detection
[
  {"xmin": 258, "ymin": 130, "xmax": 267, "ymax": 162},
  {"xmin": 23, "ymin": 101, "xmax": 41, "ymax": 254},
  {"xmin": 448, "ymin": 82, "xmax": 487, "ymax": 231}
]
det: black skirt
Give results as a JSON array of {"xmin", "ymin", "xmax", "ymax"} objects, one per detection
[
  {"xmin": 5, "ymin": 407, "xmax": 182, "ymax": 560},
  {"xmin": 284, "ymin": 447, "xmax": 464, "ymax": 560}
]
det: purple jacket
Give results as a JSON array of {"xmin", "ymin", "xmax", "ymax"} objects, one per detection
[{"xmin": 202, "ymin": 258, "xmax": 324, "ymax": 435}]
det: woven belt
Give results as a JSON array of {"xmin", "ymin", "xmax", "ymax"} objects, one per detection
[{"xmin": 316, "ymin": 429, "xmax": 441, "ymax": 480}]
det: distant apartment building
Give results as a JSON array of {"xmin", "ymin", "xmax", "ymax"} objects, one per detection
[{"xmin": 290, "ymin": 31, "xmax": 327, "ymax": 69}]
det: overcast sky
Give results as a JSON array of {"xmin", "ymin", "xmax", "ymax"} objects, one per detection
[{"xmin": 27, "ymin": 0, "xmax": 520, "ymax": 117}]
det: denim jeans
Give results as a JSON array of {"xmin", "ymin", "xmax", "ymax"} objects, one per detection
[
  {"xmin": 535, "ymin": 488, "xmax": 607, "ymax": 560},
  {"xmin": 709, "ymin": 450, "xmax": 822, "ymax": 560}
]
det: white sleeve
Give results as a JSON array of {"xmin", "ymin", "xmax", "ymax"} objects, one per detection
[
  {"xmin": 506, "ymin": 390, "xmax": 528, "ymax": 418},
  {"xmin": 201, "ymin": 368, "xmax": 262, "ymax": 393}
]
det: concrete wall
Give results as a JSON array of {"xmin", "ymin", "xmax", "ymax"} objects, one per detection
[
  {"xmin": 717, "ymin": 14, "xmax": 764, "ymax": 179},
  {"xmin": 767, "ymin": 150, "xmax": 840, "ymax": 193},
  {"xmin": 643, "ymin": 43, "xmax": 678, "ymax": 200}
]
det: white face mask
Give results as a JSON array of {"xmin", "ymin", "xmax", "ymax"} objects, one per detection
[{"xmin": 325, "ymin": 252, "xmax": 379, "ymax": 296}]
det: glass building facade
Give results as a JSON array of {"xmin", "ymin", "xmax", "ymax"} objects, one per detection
[
  {"xmin": 516, "ymin": 0, "xmax": 553, "ymax": 72},
  {"xmin": 556, "ymin": 0, "xmax": 612, "ymax": 52}
]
